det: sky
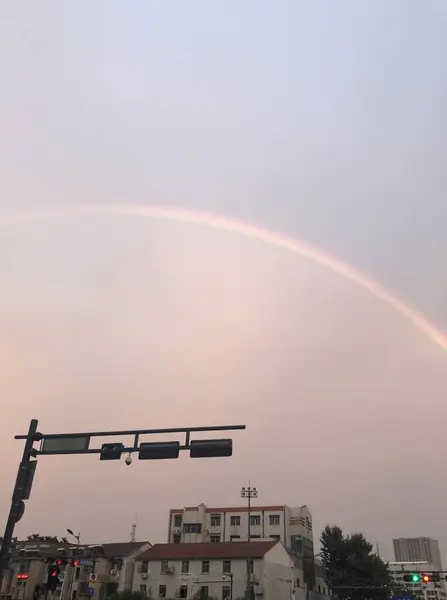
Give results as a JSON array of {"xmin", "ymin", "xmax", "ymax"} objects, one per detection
[{"xmin": 0, "ymin": 1, "xmax": 446, "ymax": 561}]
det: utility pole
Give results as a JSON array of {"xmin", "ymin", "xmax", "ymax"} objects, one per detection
[
  {"xmin": 241, "ymin": 483, "xmax": 258, "ymax": 600},
  {"xmin": 0, "ymin": 419, "xmax": 40, "ymax": 590}
]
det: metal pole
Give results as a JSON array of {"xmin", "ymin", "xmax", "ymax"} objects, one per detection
[
  {"xmin": 241, "ymin": 483, "xmax": 257, "ymax": 600},
  {"xmin": 230, "ymin": 574, "xmax": 233, "ymax": 600},
  {"xmin": 0, "ymin": 419, "xmax": 39, "ymax": 591}
]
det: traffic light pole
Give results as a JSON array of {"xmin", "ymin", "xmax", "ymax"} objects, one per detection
[
  {"xmin": 0, "ymin": 419, "xmax": 246, "ymax": 592},
  {"xmin": 0, "ymin": 419, "xmax": 40, "ymax": 591}
]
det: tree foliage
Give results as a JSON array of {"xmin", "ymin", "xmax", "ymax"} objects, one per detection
[{"xmin": 320, "ymin": 525, "xmax": 391, "ymax": 600}]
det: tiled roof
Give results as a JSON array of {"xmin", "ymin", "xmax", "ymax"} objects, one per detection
[
  {"xmin": 137, "ymin": 541, "xmax": 278, "ymax": 561},
  {"xmin": 100, "ymin": 542, "xmax": 151, "ymax": 557},
  {"xmin": 170, "ymin": 506, "xmax": 284, "ymax": 514}
]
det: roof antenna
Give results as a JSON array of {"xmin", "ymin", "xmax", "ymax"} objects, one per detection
[{"xmin": 130, "ymin": 512, "xmax": 138, "ymax": 543}]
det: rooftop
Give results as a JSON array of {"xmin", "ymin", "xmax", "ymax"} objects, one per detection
[{"xmin": 137, "ymin": 541, "xmax": 278, "ymax": 561}]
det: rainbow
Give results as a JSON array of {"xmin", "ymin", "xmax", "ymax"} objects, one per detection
[{"xmin": 1, "ymin": 203, "xmax": 446, "ymax": 351}]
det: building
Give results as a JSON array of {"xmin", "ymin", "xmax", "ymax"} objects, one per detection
[
  {"xmin": 388, "ymin": 561, "xmax": 447, "ymax": 600},
  {"xmin": 167, "ymin": 503, "xmax": 313, "ymax": 557},
  {"xmin": 1, "ymin": 539, "xmax": 151, "ymax": 600},
  {"xmin": 133, "ymin": 540, "xmax": 320, "ymax": 600},
  {"xmin": 393, "ymin": 539, "xmax": 443, "ymax": 570}
]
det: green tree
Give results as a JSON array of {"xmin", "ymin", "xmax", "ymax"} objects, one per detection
[{"xmin": 320, "ymin": 525, "xmax": 391, "ymax": 600}]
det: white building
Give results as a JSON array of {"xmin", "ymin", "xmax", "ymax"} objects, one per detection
[
  {"xmin": 167, "ymin": 503, "xmax": 313, "ymax": 557},
  {"xmin": 133, "ymin": 540, "xmax": 325, "ymax": 600},
  {"xmin": 388, "ymin": 561, "xmax": 447, "ymax": 600},
  {"xmin": 393, "ymin": 539, "xmax": 443, "ymax": 570}
]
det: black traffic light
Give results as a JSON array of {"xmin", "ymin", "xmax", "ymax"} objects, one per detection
[
  {"xmin": 403, "ymin": 573, "xmax": 421, "ymax": 583},
  {"xmin": 47, "ymin": 566, "xmax": 60, "ymax": 591},
  {"xmin": 100, "ymin": 443, "xmax": 124, "ymax": 461},
  {"xmin": 431, "ymin": 573, "xmax": 440, "ymax": 582},
  {"xmin": 190, "ymin": 438, "xmax": 232, "ymax": 458},
  {"xmin": 138, "ymin": 442, "xmax": 180, "ymax": 460}
]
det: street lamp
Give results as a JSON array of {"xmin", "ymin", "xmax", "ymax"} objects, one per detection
[
  {"xmin": 0, "ymin": 419, "xmax": 246, "ymax": 587},
  {"xmin": 241, "ymin": 483, "xmax": 258, "ymax": 600}
]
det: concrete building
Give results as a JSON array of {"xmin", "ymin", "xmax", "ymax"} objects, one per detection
[
  {"xmin": 393, "ymin": 539, "xmax": 443, "ymax": 570},
  {"xmin": 133, "ymin": 540, "xmax": 326, "ymax": 600},
  {"xmin": 388, "ymin": 561, "xmax": 447, "ymax": 600},
  {"xmin": 167, "ymin": 503, "xmax": 313, "ymax": 557},
  {"xmin": 1, "ymin": 539, "xmax": 150, "ymax": 600}
]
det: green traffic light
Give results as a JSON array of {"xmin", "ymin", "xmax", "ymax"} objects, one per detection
[{"xmin": 412, "ymin": 574, "xmax": 420, "ymax": 583}]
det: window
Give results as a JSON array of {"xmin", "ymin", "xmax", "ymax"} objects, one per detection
[
  {"xmin": 296, "ymin": 578, "xmax": 301, "ymax": 588},
  {"xmin": 230, "ymin": 535, "xmax": 240, "ymax": 541},
  {"xmin": 211, "ymin": 514, "xmax": 221, "ymax": 527},
  {"xmin": 323, "ymin": 587, "xmax": 326, "ymax": 595},
  {"xmin": 141, "ymin": 561, "xmax": 148, "ymax": 574},
  {"xmin": 318, "ymin": 585, "xmax": 322, "ymax": 593},
  {"xmin": 181, "ymin": 560, "xmax": 189, "ymax": 574},
  {"xmin": 251, "ymin": 535, "xmax": 261, "ymax": 539},
  {"xmin": 249, "ymin": 560, "xmax": 254, "ymax": 574},
  {"xmin": 202, "ymin": 560, "xmax": 210, "ymax": 573},
  {"xmin": 222, "ymin": 586, "xmax": 231, "ymax": 600},
  {"xmin": 250, "ymin": 515, "xmax": 261, "ymax": 526},
  {"xmin": 160, "ymin": 560, "xmax": 169, "ymax": 574},
  {"xmin": 223, "ymin": 560, "xmax": 231, "ymax": 574},
  {"xmin": 179, "ymin": 586, "xmax": 188, "ymax": 598},
  {"xmin": 269, "ymin": 514, "xmax": 280, "ymax": 526},
  {"xmin": 183, "ymin": 523, "xmax": 202, "ymax": 534},
  {"xmin": 210, "ymin": 535, "xmax": 220, "ymax": 543},
  {"xmin": 173, "ymin": 534, "xmax": 181, "ymax": 544},
  {"xmin": 230, "ymin": 516, "xmax": 241, "ymax": 526},
  {"xmin": 174, "ymin": 514, "xmax": 182, "ymax": 528},
  {"xmin": 139, "ymin": 585, "xmax": 146, "ymax": 595},
  {"xmin": 200, "ymin": 587, "xmax": 209, "ymax": 597},
  {"xmin": 270, "ymin": 535, "xmax": 280, "ymax": 541},
  {"xmin": 158, "ymin": 585, "xmax": 166, "ymax": 598}
]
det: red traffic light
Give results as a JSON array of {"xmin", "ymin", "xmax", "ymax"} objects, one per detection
[
  {"xmin": 423, "ymin": 574, "xmax": 431, "ymax": 583},
  {"xmin": 17, "ymin": 574, "xmax": 28, "ymax": 580},
  {"xmin": 73, "ymin": 560, "xmax": 79, "ymax": 567}
]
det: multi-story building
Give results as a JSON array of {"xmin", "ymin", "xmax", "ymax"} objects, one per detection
[
  {"xmin": 167, "ymin": 503, "xmax": 313, "ymax": 557},
  {"xmin": 393, "ymin": 539, "xmax": 443, "ymax": 570},
  {"xmin": 132, "ymin": 540, "xmax": 329, "ymax": 600},
  {"xmin": 1, "ymin": 539, "xmax": 151, "ymax": 600},
  {"xmin": 388, "ymin": 561, "xmax": 447, "ymax": 600}
]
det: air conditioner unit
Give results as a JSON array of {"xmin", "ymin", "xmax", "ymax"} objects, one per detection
[{"xmin": 141, "ymin": 574, "xmax": 148, "ymax": 580}]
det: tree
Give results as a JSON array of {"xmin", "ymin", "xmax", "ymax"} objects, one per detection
[{"xmin": 320, "ymin": 525, "xmax": 391, "ymax": 600}]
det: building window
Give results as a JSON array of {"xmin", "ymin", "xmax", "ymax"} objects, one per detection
[
  {"xmin": 141, "ymin": 562, "xmax": 148, "ymax": 574},
  {"xmin": 270, "ymin": 535, "xmax": 280, "ymax": 541},
  {"xmin": 250, "ymin": 515, "xmax": 261, "ymax": 526},
  {"xmin": 222, "ymin": 586, "xmax": 231, "ymax": 600},
  {"xmin": 269, "ymin": 514, "xmax": 280, "ymax": 526},
  {"xmin": 223, "ymin": 560, "xmax": 231, "ymax": 574},
  {"xmin": 230, "ymin": 535, "xmax": 240, "ymax": 541},
  {"xmin": 181, "ymin": 560, "xmax": 189, "ymax": 574},
  {"xmin": 211, "ymin": 515, "xmax": 221, "ymax": 527},
  {"xmin": 296, "ymin": 578, "xmax": 301, "ymax": 588},
  {"xmin": 318, "ymin": 585, "xmax": 322, "ymax": 593},
  {"xmin": 174, "ymin": 515, "xmax": 182, "ymax": 528},
  {"xmin": 249, "ymin": 560, "xmax": 254, "ymax": 573},
  {"xmin": 200, "ymin": 587, "xmax": 209, "ymax": 597},
  {"xmin": 202, "ymin": 560, "xmax": 210, "ymax": 573},
  {"xmin": 173, "ymin": 534, "xmax": 181, "ymax": 544},
  {"xmin": 179, "ymin": 586, "xmax": 188, "ymax": 598},
  {"xmin": 230, "ymin": 516, "xmax": 241, "ymax": 526},
  {"xmin": 183, "ymin": 523, "xmax": 202, "ymax": 534},
  {"xmin": 210, "ymin": 535, "xmax": 220, "ymax": 543},
  {"xmin": 161, "ymin": 560, "xmax": 169, "ymax": 574},
  {"xmin": 159, "ymin": 585, "xmax": 166, "ymax": 598},
  {"xmin": 139, "ymin": 585, "xmax": 146, "ymax": 595},
  {"xmin": 251, "ymin": 535, "xmax": 261, "ymax": 539}
]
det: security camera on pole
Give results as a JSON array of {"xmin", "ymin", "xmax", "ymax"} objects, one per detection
[{"xmin": 241, "ymin": 483, "xmax": 258, "ymax": 600}]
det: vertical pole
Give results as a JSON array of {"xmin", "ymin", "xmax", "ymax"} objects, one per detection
[
  {"xmin": 230, "ymin": 573, "xmax": 233, "ymax": 600},
  {"xmin": 0, "ymin": 419, "xmax": 38, "ymax": 592},
  {"xmin": 246, "ymin": 486, "xmax": 251, "ymax": 600}
]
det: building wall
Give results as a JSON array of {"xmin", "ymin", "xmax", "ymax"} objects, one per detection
[
  {"xmin": 261, "ymin": 543, "xmax": 295, "ymax": 600},
  {"xmin": 168, "ymin": 504, "xmax": 313, "ymax": 554},
  {"xmin": 393, "ymin": 539, "xmax": 443, "ymax": 570}
]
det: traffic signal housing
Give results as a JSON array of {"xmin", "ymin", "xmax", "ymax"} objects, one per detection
[{"xmin": 403, "ymin": 573, "xmax": 421, "ymax": 583}]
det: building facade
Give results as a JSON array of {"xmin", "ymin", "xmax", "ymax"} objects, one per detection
[
  {"xmin": 167, "ymin": 503, "xmax": 313, "ymax": 557},
  {"xmin": 388, "ymin": 561, "xmax": 447, "ymax": 600},
  {"xmin": 133, "ymin": 540, "xmax": 326, "ymax": 600},
  {"xmin": 393, "ymin": 539, "xmax": 443, "ymax": 570}
]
